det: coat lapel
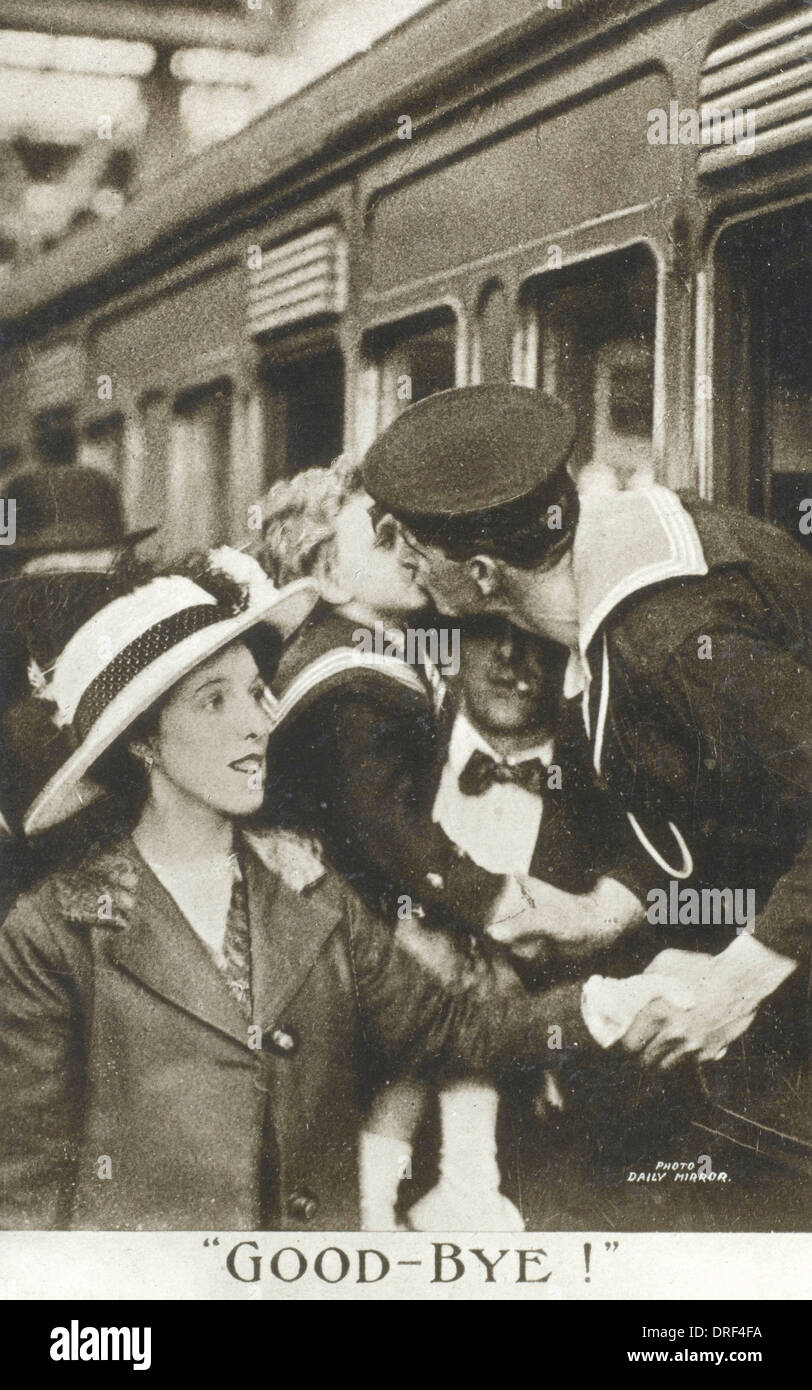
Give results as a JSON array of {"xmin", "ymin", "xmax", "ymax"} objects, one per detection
[
  {"xmin": 99, "ymin": 843, "xmax": 251, "ymax": 1046},
  {"xmin": 57, "ymin": 831, "xmax": 345, "ymax": 1043},
  {"xmin": 242, "ymin": 837, "xmax": 344, "ymax": 1030}
]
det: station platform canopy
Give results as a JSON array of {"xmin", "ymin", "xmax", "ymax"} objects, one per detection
[
  {"xmin": 0, "ymin": 1, "xmax": 276, "ymax": 52},
  {"xmin": 0, "ymin": 1, "xmax": 434, "ymax": 271}
]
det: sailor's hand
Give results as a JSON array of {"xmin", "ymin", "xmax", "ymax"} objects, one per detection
[
  {"xmin": 627, "ymin": 935, "xmax": 797, "ymax": 1069},
  {"xmin": 618, "ymin": 987, "xmax": 758, "ymax": 1070},
  {"xmin": 644, "ymin": 948, "xmax": 718, "ymax": 988}
]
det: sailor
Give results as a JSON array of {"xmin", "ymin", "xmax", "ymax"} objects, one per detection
[{"xmin": 362, "ymin": 385, "xmax": 811, "ymax": 1109}]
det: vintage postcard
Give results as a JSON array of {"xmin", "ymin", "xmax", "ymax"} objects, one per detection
[{"xmin": 0, "ymin": 0, "xmax": 809, "ymax": 1326}]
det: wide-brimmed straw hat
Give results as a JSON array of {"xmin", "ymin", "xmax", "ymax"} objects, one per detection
[{"xmin": 24, "ymin": 552, "xmax": 317, "ymax": 836}]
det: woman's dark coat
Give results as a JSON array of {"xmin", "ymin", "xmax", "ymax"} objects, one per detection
[{"xmin": 0, "ymin": 828, "xmax": 587, "ymax": 1230}]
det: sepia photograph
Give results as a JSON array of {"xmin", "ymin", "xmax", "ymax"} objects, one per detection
[{"xmin": 0, "ymin": 0, "xmax": 809, "ymax": 1333}]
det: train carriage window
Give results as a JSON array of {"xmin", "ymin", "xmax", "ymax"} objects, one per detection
[
  {"xmin": 81, "ymin": 414, "xmax": 124, "ymax": 481},
  {"xmin": 713, "ymin": 205, "xmax": 811, "ymax": 553},
  {"xmin": 261, "ymin": 346, "xmax": 344, "ymax": 483},
  {"xmin": 35, "ymin": 407, "xmax": 77, "ymax": 468},
  {"xmin": 167, "ymin": 380, "xmax": 232, "ymax": 558},
  {"xmin": 524, "ymin": 244, "xmax": 657, "ymax": 493},
  {"xmin": 366, "ymin": 307, "xmax": 457, "ymax": 434}
]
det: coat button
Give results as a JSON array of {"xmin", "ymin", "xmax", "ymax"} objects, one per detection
[
  {"xmin": 262, "ymin": 1025, "xmax": 299, "ymax": 1056},
  {"xmin": 288, "ymin": 1190, "xmax": 319, "ymax": 1223}
]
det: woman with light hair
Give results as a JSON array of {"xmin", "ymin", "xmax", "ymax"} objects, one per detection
[
  {"xmin": 259, "ymin": 454, "xmax": 364, "ymax": 587},
  {"xmin": 256, "ymin": 457, "xmax": 537, "ymax": 1231}
]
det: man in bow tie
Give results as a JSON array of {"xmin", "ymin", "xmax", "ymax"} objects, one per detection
[
  {"xmin": 426, "ymin": 614, "xmax": 638, "ymax": 1230},
  {"xmin": 433, "ymin": 614, "xmax": 618, "ymax": 890}
]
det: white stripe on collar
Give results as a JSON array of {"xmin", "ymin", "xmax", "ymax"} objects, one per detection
[
  {"xmin": 266, "ymin": 646, "xmax": 428, "ymax": 730},
  {"xmin": 575, "ymin": 485, "xmax": 708, "ymax": 658}
]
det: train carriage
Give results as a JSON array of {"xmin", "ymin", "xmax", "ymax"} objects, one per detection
[
  {"xmin": 1, "ymin": 0, "xmax": 809, "ymax": 553},
  {"xmin": 0, "ymin": 0, "xmax": 810, "ymax": 1201}
]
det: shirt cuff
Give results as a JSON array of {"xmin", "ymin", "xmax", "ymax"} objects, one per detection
[{"xmin": 713, "ymin": 933, "xmax": 797, "ymax": 1004}]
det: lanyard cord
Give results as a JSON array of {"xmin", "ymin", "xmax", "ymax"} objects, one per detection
[{"xmin": 592, "ymin": 634, "xmax": 694, "ymax": 881}]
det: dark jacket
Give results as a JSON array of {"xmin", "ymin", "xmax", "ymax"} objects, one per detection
[
  {"xmin": 0, "ymin": 829, "xmax": 588, "ymax": 1231},
  {"xmin": 0, "ymin": 570, "xmax": 119, "ymax": 921},
  {"xmin": 581, "ymin": 498, "xmax": 811, "ymax": 1145},
  {"xmin": 589, "ymin": 497, "xmax": 811, "ymax": 963},
  {"xmin": 521, "ymin": 698, "xmax": 631, "ymax": 894},
  {"xmin": 264, "ymin": 606, "xmax": 505, "ymax": 931}
]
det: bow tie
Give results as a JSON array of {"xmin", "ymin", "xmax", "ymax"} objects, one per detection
[{"xmin": 458, "ymin": 748, "xmax": 546, "ymax": 797}]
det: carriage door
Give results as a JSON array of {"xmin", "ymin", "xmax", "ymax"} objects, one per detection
[
  {"xmin": 713, "ymin": 203, "xmax": 812, "ymax": 553},
  {"xmin": 248, "ymin": 224, "xmax": 347, "ymax": 482}
]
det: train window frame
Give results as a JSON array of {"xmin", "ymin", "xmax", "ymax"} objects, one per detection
[
  {"xmin": 81, "ymin": 411, "xmax": 126, "ymax": 482},
  {"xmin": 358, "ymin": 300, "xmax": 464, "ymax": 452},
  {"xmin": 472, "ymin": 279, "xmax": 512, "ymax": 386},
  {"xmin": 258, "ymin": 327, "xmax": 345, "ymax": 483},
  {"xmin": 516, "ymin": 239, "xmax": 664, "ymax": 490},
  {"xmin": 128, "ymin": 391, "xmax": 170, "ymax": 556},
  {"xmin": 703, "ymin": 196, "xmax": 811, "ymax": 549},
  {"xmin": 165, "ymin": 377, "xmax": 235, "ymax": 558}
]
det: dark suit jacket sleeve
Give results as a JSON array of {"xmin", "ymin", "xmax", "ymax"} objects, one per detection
[
  {"xmin": 0, "ymin": 891, "xmax": 86, "ymax": 1229},
  {"xmin": 750, "ymin": 846, "xmax": 812, "ymax": 963},
  {"xmin": 324, "ymin": 687, "xmax": 505, "ymax": 931},
  {"xmin": 345, "ymin": 887, "xmax": 592, "ymax": 1077}
]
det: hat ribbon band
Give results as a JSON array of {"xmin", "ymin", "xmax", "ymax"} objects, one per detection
[{"xmin": 74, "ymin": 603, "xmax": 226, "ymax": 741}]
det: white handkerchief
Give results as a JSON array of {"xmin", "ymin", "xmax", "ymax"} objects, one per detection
[{"xmin": 581, "ymin": 972, "xmax": 695, "ymax": 1049}]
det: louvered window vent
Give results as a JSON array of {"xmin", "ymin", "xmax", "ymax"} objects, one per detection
[
  {"xmin": 700, "ymin": 6, "xmax": 812, "ymax": 172},
  {"xmin": 247, "ymin": 225, "xmax": 348, "ymax": 337}
]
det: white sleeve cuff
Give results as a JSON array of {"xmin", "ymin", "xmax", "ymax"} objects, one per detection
[{"xmin": 714, "ymin": 933, "xmax": 797, "ymax": 1001}]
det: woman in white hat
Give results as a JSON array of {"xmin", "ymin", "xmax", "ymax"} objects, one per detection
[{"xmin": 0, "ymin": 552, "xmax": 591, "ymax": 1230}]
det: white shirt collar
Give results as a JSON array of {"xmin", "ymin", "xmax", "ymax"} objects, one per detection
[
  {"xmin": 563, "ymin": 648, "xmax": 590, "ymax": 700},
  {"xmin": 448, "ymin": 710, "xmax": 554, "ymax": 778}
]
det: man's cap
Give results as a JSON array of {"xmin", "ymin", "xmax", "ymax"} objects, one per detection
[
  {"xmin": 2, "ymin": 466, "xmax": 156, "ymax": 559},
  {"xmin": 362, "ymin": 385, "xmax": 576, "ymax": 521}
]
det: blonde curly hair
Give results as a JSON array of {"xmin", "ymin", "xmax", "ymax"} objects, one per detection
[{"xmin": 255, "ymin": 454, "xmax": 365, "ymax": 586}]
